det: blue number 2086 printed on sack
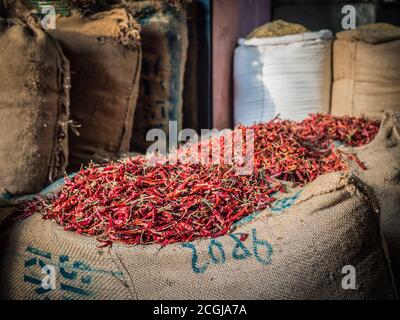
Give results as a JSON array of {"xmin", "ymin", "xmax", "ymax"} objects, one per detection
[
  {"xmin": 182, "ymin": 192, "xmax": 302, "ymax": 274},
  {"xmin": 182, "ymin": 228, "xmax": 273, "ymax": 274}
]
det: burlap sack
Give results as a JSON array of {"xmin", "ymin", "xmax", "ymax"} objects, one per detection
[
  {"xmin": 345, "ymin": 111, "xmax": 400, "ymax": 290},
  {"xmin": 120, "ymin": 0, "xmax": 188, "ymax": 152},
  {"xmin": 0, "ymin": 172, "xmax": 396, "ymax": 300},
  {"xmin": 332, "ymin": 24, "xmax": 400, "ymax": 118},
  {"xmin": 0, "ymin": 18, "xmax": 70, "ymax": 196},
  {"xmin": 49, "ymin": 8, "xmax": 142, "ymax": 170}
]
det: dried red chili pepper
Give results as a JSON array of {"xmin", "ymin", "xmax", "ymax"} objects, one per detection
[{"xmin": 12, "ymin": 114, "xmax": 379, "ymax": 247}]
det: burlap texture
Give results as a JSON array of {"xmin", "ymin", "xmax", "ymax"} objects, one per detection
[
  {"xmin": 0, "ymin": 172, "xmax": 396, "ymax": 300},
  {"xmin": 337, "ymin": 23, "xmax": 400, "ymax": 45},
  {"xmin": 112, "ymin": 172, "xmax": 395, "ymax": 300},
  {"xmin": 331, "ymin": 27, "xmax": 400, "ymax": 118},
  {"xmin": 120, "ymin": 0, "xmax": 188, "ymax": 152},
  {"xmin": 0, "ymin": 210, "xmax": 132, "ymax": 300},
  {"xmin": 49, "ymin": 9, "xmax": 142, "ymax": 170},
  {"xmin": 0, "ymin": 18, "xmax": 70, "ymax": 196},
  {"xmin": 345, "ymin": 111, "xmax": 400, "ymax": 290}
]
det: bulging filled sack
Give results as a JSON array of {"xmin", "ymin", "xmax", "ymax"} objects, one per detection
[
  {"xmin": 0, "ymin": 172, "xmax": 396, "ymax": 300},
  {"xmin": 345, "ymin": 111, "xmax": 400, "ymax": 289},
  {"xmin": 120, "ymin": 0, "xmax": 188, "ymax": 152},
  {"xmin": 49, "ymin": 8, "xmax": 142, "ymax": 170},
  {"xmin": 234, "ymin": 22, "xmax": 332, "ymax": 126},
  {"xmin": 0, "ymin": 18, "xmax": 70, "ymax": 196},
  {"xmin": 332, "ymin": 23, "xmax": 400, "ymax": 118}
]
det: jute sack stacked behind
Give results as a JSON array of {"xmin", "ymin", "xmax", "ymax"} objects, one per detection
[
  {"xmin": 120, "ymin": 0, "xmax": 188, "ymax": 152},
  {"xmin": 49, "ymin": 8, "xmax": 142, "ymax": 170},
  {"xmin": 0, "ymin": 18, "xmax": 70, "ymax": 196},
  {"xmin": 332, "ymin": 23, "xmax": 400, "ymax": 118},
  {"xmin": 345, "ymin": 111, "xmax": 400, "ymax": 289},
  {"xmin": 0, "ymin": 172, "xmax": 396, "ymax": 299}
]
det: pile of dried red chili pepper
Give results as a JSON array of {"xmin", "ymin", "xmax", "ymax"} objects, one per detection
[
  {"xmin": 249, "ymin": 113, "xmax": 379, "ymax": 183},
  {"xmin": 16, "ymin": 114, "xmax": 380, "ymax": 246}
]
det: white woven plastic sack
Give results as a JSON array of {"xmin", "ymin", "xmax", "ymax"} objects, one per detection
[{"xmin": 234, "ymin": 30, "xmax": 333, "ymax": 126}]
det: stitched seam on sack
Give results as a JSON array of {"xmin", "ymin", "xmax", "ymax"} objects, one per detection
[
  {"xmin": 378, "ymin": 230, "xmax": 400, "ymax": 299},
  {"xmin": 42, "ymin": 23, "xmax": 70, "ymax": 185},
  {"xmin": 116, "ymin": 36, "xmax": 142, "ymax": 152},
  {"xmin": 22, "ymin": 25, "xmax": 37, "ymax": 191},
  {"xmin": 109, "ymin": 248, "xmax": 139, "ymax": 300},
  {"xmin": 55, "ymin": 36, "xmax": 70, "ymax": 176},
  {"xmin": 49, "ymin": 45, "xmax": 63, "ymax": 182}
]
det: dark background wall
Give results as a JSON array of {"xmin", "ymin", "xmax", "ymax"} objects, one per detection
[
  {"xmin": 378, "ymin": 0, "xmax": 400, "ymax": 25},
  {"xmin": 212, "ymin": 0, "xmax": 272, "ymax": 130},
  {"xmin": 183, "ymin": 0, "xmax": 212, "ymax": 132}
]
